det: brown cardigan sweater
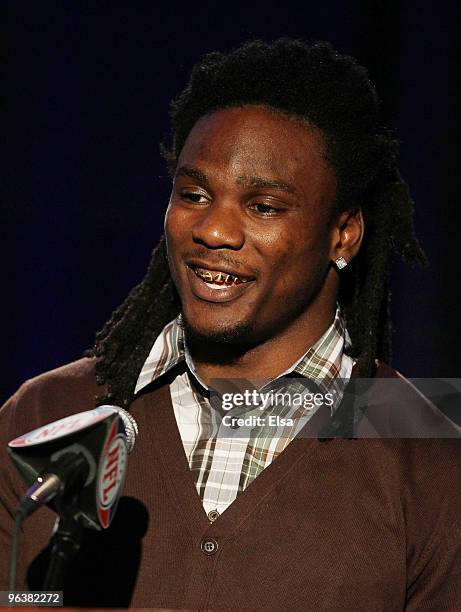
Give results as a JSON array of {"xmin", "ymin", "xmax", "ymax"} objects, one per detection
[{"xmin": 0, "ymin": 358, "xmax": 460, "ymax": 610}]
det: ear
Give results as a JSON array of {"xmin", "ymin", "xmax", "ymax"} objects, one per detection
[{"xmin": 329, "ymin": 208, "xmax": 364, "ymax": 267}]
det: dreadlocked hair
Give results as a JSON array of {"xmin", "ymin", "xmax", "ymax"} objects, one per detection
[{"xmin": 87, "ymin": 38, "xmax": 426, "ymax": 408}]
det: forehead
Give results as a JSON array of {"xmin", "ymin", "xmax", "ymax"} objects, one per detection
[{"xmin": 177, "ymin": 105, "xmax": 337, "ymax": 205}]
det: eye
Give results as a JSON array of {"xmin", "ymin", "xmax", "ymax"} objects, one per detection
[
  {"xmin": 249, "ymin": 202, "xmax": 282, "ymax": 217},
  {"xmin": 179, "ymin": 191, "xmax": 209, "ymax": 205}
]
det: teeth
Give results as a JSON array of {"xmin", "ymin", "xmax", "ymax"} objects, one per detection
[{"xmin": 193, "ymin": 267, "xmax": 247, "ymax": 285}]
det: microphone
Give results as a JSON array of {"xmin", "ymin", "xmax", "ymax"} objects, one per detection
[{"xmin": 8, "ymin": 405, "xmax": 139, "ymax": 530}]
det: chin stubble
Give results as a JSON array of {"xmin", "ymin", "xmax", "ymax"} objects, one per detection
[{"xmin": 179, "ymin": 313, "xmax": 258, "ymax": 364}]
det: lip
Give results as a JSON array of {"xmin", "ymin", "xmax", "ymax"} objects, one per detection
[{"xmin": 186, "ymin": 265, "xmax": 255, "ymax": 303}]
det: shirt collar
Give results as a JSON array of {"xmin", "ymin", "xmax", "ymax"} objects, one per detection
[{"xmin": 134, "ymin": 306, "xmax": 351, "ymax": 395}]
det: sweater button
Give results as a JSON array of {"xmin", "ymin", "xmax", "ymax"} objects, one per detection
[
  {"xmin": 201, "ymin": 537, "xmax": 219, "ymax": 555},
  {"xmin": 207, "ymin": 509, "xmax": 220, "ymax": 522}
]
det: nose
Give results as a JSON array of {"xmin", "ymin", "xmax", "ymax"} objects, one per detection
[{"xmin": 192, "ymin": 200, "xmax": 244, "ymax": 250}]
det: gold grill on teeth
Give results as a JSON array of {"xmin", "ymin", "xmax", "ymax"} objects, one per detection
[{"xmin": 194, "ymin": 268, "xmax": 246, "ymax": 284}]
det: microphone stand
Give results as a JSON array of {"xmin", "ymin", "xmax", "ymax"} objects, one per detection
[{"xmin": 43, "ymin": 511, "xmax": 83, "ymax": 590}]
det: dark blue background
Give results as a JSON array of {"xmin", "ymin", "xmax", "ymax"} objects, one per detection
[{"xmin": 4, "ymin": 1, "xmax": 461, "ymax": 404}]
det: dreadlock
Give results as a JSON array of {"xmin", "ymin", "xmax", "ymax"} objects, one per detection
[{"xmin": 87, "ymin": 38, "xmax": 426, "ymax": 408}]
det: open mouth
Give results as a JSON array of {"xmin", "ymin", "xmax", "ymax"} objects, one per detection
[
  {"xmin": 188, "ymin": 264, "xmax": 252, "ymax": 288},
  {"xmin": 185, "ymin": 263, "xmax": 255, "ymax": 302},
  {"xmin": 192, "ymin": 266, "xmax": 249, "ymax": 288}
]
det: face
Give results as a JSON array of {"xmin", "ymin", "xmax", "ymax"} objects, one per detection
[{"xmin": 164, "ymin": 105, "xmax": 340, "ymax": 346}]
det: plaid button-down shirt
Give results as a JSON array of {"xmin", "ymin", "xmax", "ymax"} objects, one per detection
[{"xmin": 135, "ymin": 308, "xmax": 354, "ymax": 516}]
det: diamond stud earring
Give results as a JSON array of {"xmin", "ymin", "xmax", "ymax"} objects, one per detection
[{"xmin": 334, "ymin": 256, "xmax": 348, "ymax": 270}]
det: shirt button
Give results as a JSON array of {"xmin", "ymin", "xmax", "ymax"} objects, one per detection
[
  {"xmin": 207, "ymin": 509, "xmax": 220, "ymax": 522},
  {"xmin": 200, "ymin": 537, "xmax": 219, "ymax": 555}
]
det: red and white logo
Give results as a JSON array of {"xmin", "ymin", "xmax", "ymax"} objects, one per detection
[
  {"xmin": 97, "ymin": 420, "xmax": 128, "ymax": 528},
  {"xmin": 98, "ymin": 435, "xmax": 127, "ymax": 508},
  {"xmin": 8, "ymin": 407, "xmax": 117, "ymax": 448}
]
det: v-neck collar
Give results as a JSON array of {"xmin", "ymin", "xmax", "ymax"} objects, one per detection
[{"xmin": 140, "ymin": 382, "xmax": 335, "ymax": 540}]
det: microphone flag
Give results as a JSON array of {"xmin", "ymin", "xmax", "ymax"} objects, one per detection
[{"xmin": 8, "ymin": 406, "xmax": 129, "ymax": 529}]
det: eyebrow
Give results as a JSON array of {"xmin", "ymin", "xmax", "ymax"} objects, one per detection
[
  {"xmin": 238, "ymin": 175, "xmax": 298, "ymax": 196},
  {"xmin": 175, "ymin": 165, "xmax": 208, "ymax": 183},
  {"xmin": 175, "ymin": 165, "xmax": 299, "ymax": 198}
]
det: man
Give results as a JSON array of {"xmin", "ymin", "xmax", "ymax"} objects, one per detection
[{"xmin": 1, "ymin": 39, "xmax": 460, "ymax": 610}]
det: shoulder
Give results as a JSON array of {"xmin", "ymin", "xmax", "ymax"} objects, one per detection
[
  {"xmin": 355, "ymin": 360, "xmax": 461, "ymax": 438},
  {"xmin": 0, "ymin": 358, "xmax": 104, "ymax": 532},
  {"xmin": 16, "ymin": 356, "xmax": 98, "ymax": 388},
  {"xmin": 0, "ymin": 358, "xmax": 104, "ymax": 442}
]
